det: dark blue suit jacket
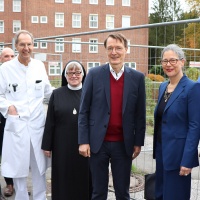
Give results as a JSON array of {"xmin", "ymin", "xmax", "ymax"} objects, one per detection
[
  {"xmin": 78, "ymin": 63, "xmax": 146, "ymax": 156},
  {"xmin": 153, "ymin": 74, "xmax": 200, "ymax": 170}
]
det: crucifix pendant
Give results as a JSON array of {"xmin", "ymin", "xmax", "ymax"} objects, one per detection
[{"xmin": 73, "ymin": 108, "xmax": 77, "ymax": 115}]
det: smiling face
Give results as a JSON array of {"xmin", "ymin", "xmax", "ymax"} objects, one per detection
[
  {"xmin": 162, "ymin": 50, "xmax": 185, "ymax": 79},
  {"xmin": 66, "ymin": 69, "xmax": 83, "ymax": 88},
  {"xmin": 15, "ymin": 33, "xmax": 34, "ymax": 65},
  {"xmin": 106, "ymin": 37, "xmax": 127, "ymax": 70}
]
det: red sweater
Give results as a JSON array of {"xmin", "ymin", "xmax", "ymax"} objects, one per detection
[{"xmin": 104, "ymin": 72, "xmax": 124, "ymax": 141}]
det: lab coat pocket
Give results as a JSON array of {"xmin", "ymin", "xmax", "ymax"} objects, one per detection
[
  {"xmin": 35, "ymin": 82, "xmax": 43, "ymax": 98},
  {"xmin": 5, "ymin": 115, "xmax": 25, "ymax": 134}
]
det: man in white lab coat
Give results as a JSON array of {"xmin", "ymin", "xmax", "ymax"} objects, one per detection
[{"xmin": 0, "ymin": 30, "xmax": 52, "ymax": 200}]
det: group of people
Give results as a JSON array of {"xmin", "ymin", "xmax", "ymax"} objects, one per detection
[{"xmin": 0, "ymin": 29, "xmax": 199, "ymax": 200}]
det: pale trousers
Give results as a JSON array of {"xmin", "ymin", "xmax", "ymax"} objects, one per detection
[{"xmin": 13, "ymin": 142, "xmax": 46, "ymax": 200}]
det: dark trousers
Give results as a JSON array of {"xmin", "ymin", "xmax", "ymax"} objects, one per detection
[
  {"xmin": 0, "ymin": 114, "xmax": 14, "ymax": 188},
  {"xmin": 89, "ymin": 141, "xmax": 132, "ymax": 200},
  {"xmin": 155, "ymin": 141, "xmax": 191, "ymax": 200}
]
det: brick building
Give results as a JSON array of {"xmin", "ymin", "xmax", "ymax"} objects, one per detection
[{"xmin": 0, "ymin": 0, "xmax": 149, "ymax": 79}]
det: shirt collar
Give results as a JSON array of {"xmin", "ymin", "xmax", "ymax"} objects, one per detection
[{"xmin": 109, "ymin": 64, "xmax": 124, "ymax": 74}]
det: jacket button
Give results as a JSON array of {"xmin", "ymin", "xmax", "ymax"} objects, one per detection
[
  {"xmin": 104, "ymin": 125, "xmax": 107, "ymax": 128},
  {"xmin": 162, "ymin": 121, "xmax": 166, "ymax": 124}
]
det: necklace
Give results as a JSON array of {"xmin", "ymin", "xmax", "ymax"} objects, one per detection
[
  {"xmin": 164, "ymin": 83, "xmax": 173, "ymax": 102},
  {"xmin": 73, "ymin": 108, "xmax": 77, "ymax": 115}
]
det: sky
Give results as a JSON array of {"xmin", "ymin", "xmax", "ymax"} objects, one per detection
[{"xmin": 149, "ymin": 0, "xmax": 190, "ymax": 14}]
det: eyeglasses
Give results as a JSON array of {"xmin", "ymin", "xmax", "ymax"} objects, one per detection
[
  {"xmin": 160, "ymin": 59, "xmax": 182, "ymax": 65},
  {"xmin": 106, "ymin": 47, "xmax": 124, "ymax": 53},
  {"xmin": 18, "ymin": 43, "xmax": 33, "ymax": 48},
  {"xmin": 66, "ymin": 71, "xmax": 82, "ymax": 77}
]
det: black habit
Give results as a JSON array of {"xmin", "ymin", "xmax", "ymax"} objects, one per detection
[{"xmin": 42, "ymin": 86, "xmax": 91, "ymax": 200}]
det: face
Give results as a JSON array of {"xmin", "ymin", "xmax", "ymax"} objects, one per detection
[
  {"xmin": 15, "ymin": 33, "xmax": 34, "ymax": 64},
  {"xmin": 106, "ymin": 37, "xmax": 128, "ymax": 68},
  {"xmin": 162, "ymin": 50, "xmax": 185, "ymax": 78},
  {"xmin": 66, "ymin": 69, "xmax": 83, "ymax": 88},
  {"xmin": 0, "ymin": 48, "xmax": 15, "ymax": 63}
]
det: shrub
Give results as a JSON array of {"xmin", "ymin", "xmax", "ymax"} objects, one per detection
[
  {"xmin": 148, "ymin": 74, "xmax": 165, "ymax": 82},
  {"xmin": 185, "ymin": 67, "xmax": 200, "ymax": 81},
  {"xmin": 149, "ymin": 65, "xmax": 165, "ymax": 76}
]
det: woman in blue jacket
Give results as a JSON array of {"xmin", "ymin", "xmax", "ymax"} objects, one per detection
[{"xmin": 153, "ymin": 44, "xmax": 200, "ymax": 200}]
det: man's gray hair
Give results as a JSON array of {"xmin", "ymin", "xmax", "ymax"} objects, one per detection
[
  {"xmin": 161, "ymin": 44, "xmax": 185, "ymax": 60},
  {"xmin": 14, "ymin": 30, "xmax": 34, "ymax": 44}
]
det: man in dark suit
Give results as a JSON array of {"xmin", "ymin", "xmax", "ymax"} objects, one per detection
[{"xmin": 78, "ymin": 33, "xmax": 146, "ymax": 200}]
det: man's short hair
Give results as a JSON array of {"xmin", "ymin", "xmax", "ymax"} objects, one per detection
[
  {"xmin": 14, "ymin": 30, "xmax": 34, "ymax": 44},
  {"xmin": 104, "ymin": 33, "xmax": 128, "ymax": 48}
]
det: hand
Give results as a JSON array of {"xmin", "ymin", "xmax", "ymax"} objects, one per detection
[
  {"xmin": 179, "ymin": 166, "xmax": 192, "ymax": 176},
  {"xmin": 79, "ymin": 144, "xmax": 91, "ymax": 157},
  {"xmin": 8, "ymin": 105, "xmax": 18, "ymax": 115},
  {"xmin": 43, "ymin": 150, "xmax": 51, "ymax": 157},
  {"xmin": 132, "ymin": 146, "xmax": 141, "ymax": 160}
]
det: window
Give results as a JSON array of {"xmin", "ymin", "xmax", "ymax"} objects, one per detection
[
  {"xmin": 89, "ymin": 39, "xmax": 98, "ymax": 53},
  {"xmin": 40, "ymin": 16, "xmax": 47, "ymax": 23},
  {"xmin": 72, "ymin": 38, "xmax": 81, "ymax": 53},
  {"xmin": 31, "ymin": 16, "xmax": 38, "ymax": 23},
  {"xmin": 40, "ymin": 42, "xmax": 47, "ymax": 49},
  {"xmin": 124, "ymin": 62, "xmax": 136, "ymax": 70},
  {"xmin": 49, "ymin": 62, "xmax": 61, "ymax": 76},
  {"xmin": 89, "ymin": 14, "xmax": 98, "ymax": 28},
  {"xmin": 90, "ymin": 0, "xmax": 98, "ymax": 4},
  {"xmin": 55, "ymin": 13, "xmax": 64, "ymax": 27},
  {"xmin": 0, "ymin": 21, "xmax": 4, "ymax": 33},
  {"xmin": 122, "ymin": 0, "xmax": 130, "ymax": 6},
  {"xmin": 55, "ymin": 38, "xmax": 64, "ymax": 52},
  {"xmin": 13, "ymin": 21, "xmax": 21, "ymax": 33},
  {"xmin": 87, "ymin": 62, "xmax": 100, "ymax": 72},
  {"xmin": 13, "ymin": 0, "xmax": 21, "ymax": 12},
  {"xmin": 34, "ymin": 42, "xmax": 39, "ymax": 49},
  {"xmin": 122, "ymin": 16, "xmax": 130, "ymax": 27},
  {"xmin": 106, "ymin": 15, "xmax": 114, "ymax": 29},
  {"xmin": 0, "ymin": 43, "xmax": 4, "ymax": 51},
  {"xmin": 106, "ymin": 0, "xmax": 114, "ymax": 5},
  {"xmin": 0, "ymin": 0, "xmax": 4, "ymax": 11},
  {"xmin": 127, "ymin": 40, "xmax": 130, "ymax": 54},
  {"xmin": 72, "ymin": 0, "xmax": 81, "ymax": 3},
  {"xmin": 55, "ymin": 0, "xmax": 64, "ymax": 2},
  {"xmin": 72, "ymin": 13, "xmax": 81, "ymax": 28}
]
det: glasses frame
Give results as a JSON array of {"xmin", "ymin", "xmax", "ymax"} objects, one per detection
[
  {"xmin": 66, "ymin": 71, "xmax": 82, "ymax": 77},
  {"xmin": 106, "ymin": 47, "xmax": 125, "ymax": 53},
  {"xmin": 160, "ymin": 58, "xmax": 183, "ymax": 65}
]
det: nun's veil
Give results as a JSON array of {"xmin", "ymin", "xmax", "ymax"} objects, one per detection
[{"xmin": 61, "ymin": 60, "xmax": 86, "ymax": 87}]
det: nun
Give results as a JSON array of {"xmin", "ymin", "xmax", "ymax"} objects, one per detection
[{"xmin": 42, "ymin": 60, "xmax": 92, "ymax": 200}]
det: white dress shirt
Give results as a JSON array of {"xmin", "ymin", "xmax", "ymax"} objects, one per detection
[{"xmin": 109, "ymin": 64, "xmax": 124, "ymax": 80}]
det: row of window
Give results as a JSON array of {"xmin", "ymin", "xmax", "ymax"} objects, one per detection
[
  {"xmin": 0, "ymin": 0, "xmax": 131, "ymax": 12},
  {"xmin": 33, "ymin": 38, "xmax": 131, "ymax": 54},
  {"xmin": 49, "ymin": 61, "xmax": 136, "ymax": 76}
]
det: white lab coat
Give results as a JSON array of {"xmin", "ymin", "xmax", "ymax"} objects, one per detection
[{"xmin": 0, "ymin": 56, "xmax": 52, "ymax": 178}]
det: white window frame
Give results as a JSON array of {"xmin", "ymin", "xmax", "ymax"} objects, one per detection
[
  {"xmin": 72, "ymin": 38, "xmax": 81, "ymax": 53},
  {"xmin": 87, "ymin": 62, "xmax": 100, "ymax": 72},
  {"xmin": 55, "ymin": 13, "xmax": 64, "ymax": 27},
  {"xmin": 89, "ymin": 0, "xmax": 98, "ymax": 4},
  {"xmin": 127, "ymin": 40, "xmax": 130, "ymax": 54},
  {"xmin": 106, "ymin": 15, "xmax": 114, "ymax": 29},
  {"xmin": 89, "ymin": 14, "xmax": 98, "ymax": 28},
  {"xmin": 13, "ymin": 0, "xmax": 21, "ymax": 12},
  {"xmin": 40, "ymin": 16, "xmax": 47, "ymax": 23},
  {"xmin": 55, "ymin": 38, "xmax": 64, "ymax": 53},
  {"xmin": 49, "ymin": 62, "xmax": 61, "ymax": 76},
  {"xmin": 31, "ymin": 16, "xmax": 39, "ymax": 23},
  {"xmin": 0, "ymin": 42, "xmax": 4, "ymax": 52},
  {"xmin": 0, "ymin": 21, "xmax": 4, "ymax": 33},
  {"xmin": 55, "ymin": 0, "xmax": 64, "ymax": 3},
  {"xmin": 106, "ymin": 0, "xmax": 114, "ymax": 5},
  {"xmin": 72, "ymin": 13, "xmax": 81, "ymax": 28},
  {"xmin": 0, "ymin": 0, "xmax": 4, "ymax": 12},
  {"xmin": 13, "ymin": 20, "xmax": 21, "ymax": 33},
  {"xmin": 124, "ymin": 62, "xmax": 136, "ymax": 70},
  {"xmin": 72, "ymin": 0, "xmax": 81, "ymax": 3},
  {"xmin": 34, "ymin": 42, "xmax": 39, "ymax": 49},
  {"xmin": 122, "ymin": 0, "xmax": 130, "ymax": 6},
  {"xmin": 40, "ymin": 41, "xmax": 47, "ymax": 49},
  {"xmin": 122, "ymin": 15, "xmax": 130, "ymax": 27},
  {"xmin": 89, "ymin": 39, "xmax": 98, "ymax": 53}
]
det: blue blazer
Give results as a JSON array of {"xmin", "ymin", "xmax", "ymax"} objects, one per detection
[
  {"xmin": 78, "ymin": 63, "xmax": 146, "ymax": 156},
  {"xmin": 153, "ymin": 74, "xmax": 200, "ymax": 170}
]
